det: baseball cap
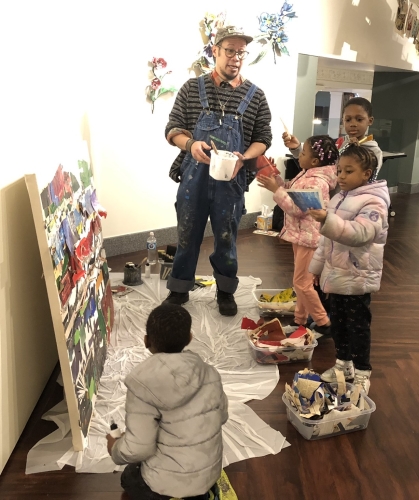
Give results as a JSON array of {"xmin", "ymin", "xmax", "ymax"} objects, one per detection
[{"xmin": 214, "ymin": 26, "xmax": 253, "ymax": 45}]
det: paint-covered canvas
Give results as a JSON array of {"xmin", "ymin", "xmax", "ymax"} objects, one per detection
[{"xmin": 25, "ymin": 142, "xmax": 114, "ymax": 451}]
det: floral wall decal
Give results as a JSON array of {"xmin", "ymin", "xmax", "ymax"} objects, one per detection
[
  {"xmin": 193, "ymin": 11, "xmax": 226, "ymax": 74},
  {"xmin": 249, "ymin": 2, "xmax": 297, "ymax": 65},
  {"xmin": 147, "ymin": 57, "xmax": 177, "ymax": 113}
]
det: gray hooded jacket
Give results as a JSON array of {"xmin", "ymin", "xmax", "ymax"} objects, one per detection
[{"xmin": 111, "ymin": 351, "xmax": 228, "ymax": 498}]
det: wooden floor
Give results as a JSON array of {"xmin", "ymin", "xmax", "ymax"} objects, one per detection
[{"xmin": 1, "ymin": 192, "xmax": 419, "ymax": 500}]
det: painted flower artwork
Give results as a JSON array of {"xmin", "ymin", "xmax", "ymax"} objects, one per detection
[
  {"xmin": 147, "ymin": 57, "xmax": 177, "ymax": 113},
  {"xmin": 250, "ymin": 2, "xmax": 297, "ymax": 65},
  {"xmin": 194, "ymin": 11, "xmax": 226, "ymax": 74}
]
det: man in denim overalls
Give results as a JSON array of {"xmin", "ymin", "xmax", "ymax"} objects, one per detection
[{"xmin": 164, "ymin": 26, "xmax": 272, "ymax": 316}]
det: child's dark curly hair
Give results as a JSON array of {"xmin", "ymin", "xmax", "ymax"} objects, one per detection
[
  {"xmin": 340, "ymin": 144, "xmax": 378, "ymax": 178},
  {"xmin": 343, "ymin": 97, "xmax": 373, "ymax": 117},
  {"xmin": 146, "ymin": 303, "xmax": 191, "ymax": 353},
  {"xmin": 306, "ymin": 135, "xmax": 339, "ymax": 166}
]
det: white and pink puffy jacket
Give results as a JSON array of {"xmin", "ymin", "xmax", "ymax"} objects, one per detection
[
  {"xmin": 273, "ymin": 165, "xmax": 337, "ymax": 248},
  {"xmin": 308, "ymin": 180, "xmax": 390, "ymax": 295}
]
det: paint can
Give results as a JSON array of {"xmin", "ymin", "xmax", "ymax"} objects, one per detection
[{"xmin": 123, "ymin": 262, "xmax": 143, "ymax": 286}]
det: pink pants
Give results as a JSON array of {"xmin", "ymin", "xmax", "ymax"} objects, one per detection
[{"xmin": 292, "ymin": 243, "xmax": 329, "ymax": 326}]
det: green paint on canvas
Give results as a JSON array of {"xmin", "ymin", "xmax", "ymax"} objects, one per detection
[
  {"xmin": 88, "ymin": 377, "xmax": 95, "ymax": 400},
  {"xmin": 80, "ymin": 324, "xmax": 86, "ymax": 346},
  {"xmin": 74, "ymin": 329, "xmax": 81, "ymax": 345},
  {"xmin": 78, "ymin": 160, "xmax": 92, "ymax": 189},
  {"xmin": 70, "ymin": 172, "xmax": 80, "ymax": 192},
  {"xmin": 98, "ymin": 309, "xmax": 107, "ymax": 340},
  {"xmin": 62, "ymin": 252, "xmax": 69, "ymax": 275},
  {"xmin": 81, "ymin": 299, "xmax": 88, "ymax": 315}
]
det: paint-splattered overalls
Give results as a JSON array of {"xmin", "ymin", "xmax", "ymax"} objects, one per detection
[{"xmin": 167, "ymin": 76, "xmax": 258, "ymax": 294}]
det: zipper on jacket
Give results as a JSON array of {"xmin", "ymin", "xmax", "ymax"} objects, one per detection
[{"xmin": 329, "ymin": 191, "xmax": 348, "ymax": 270}]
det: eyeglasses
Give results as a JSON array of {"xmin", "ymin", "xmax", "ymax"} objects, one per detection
[{"xmin": 217, "ymin": 46, "xmax": 249, "ymax": 60}]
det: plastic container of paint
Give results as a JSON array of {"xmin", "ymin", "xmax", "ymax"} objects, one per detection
[{"xmin": 209, "ymin": 150, "xmax": 238, "ymax": 181}]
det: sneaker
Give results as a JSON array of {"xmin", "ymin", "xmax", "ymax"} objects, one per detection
[
  {"xmin": 311, "ymin": 323, "xmax": 332, "ymax": 336},
  {"xmin": 354, "ymin": 369, "xmax": 371, "ymax": 395},
  {"xmin": 216, "ymin": 289, "xmax": 237, "ymax": 316},
  {"xmin": 321, "ymin": 359, "xmax": 355, "ymax": 382},
  {"xmin": 163, "ymin": 291, "xmax": 189, "ymax": 305}
]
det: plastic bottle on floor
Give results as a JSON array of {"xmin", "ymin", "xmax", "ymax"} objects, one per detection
[{"xmin": 147, "ymin": 232, "xmax": 158, "ymax": 265}]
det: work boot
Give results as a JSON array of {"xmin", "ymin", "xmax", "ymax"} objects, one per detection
[
  {"xmin": 216, "ymin": 289, "xmax": 237, "ymax": 316},
  {"xmin": 321, "ymin": 359, "xmax": 355, "ymax": 382},
  {"xmin": 163, "ymin": 291, "xmax": 189, "ymax": 306}
]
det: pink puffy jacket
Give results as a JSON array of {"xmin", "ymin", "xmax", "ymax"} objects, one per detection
[{"xmin": 273, "ymin": 165, "xmax": 337, "ymax": 248}]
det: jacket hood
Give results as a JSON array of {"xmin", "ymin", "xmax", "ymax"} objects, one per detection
[
  {"xmin": 338, "ymin": 179, "xmax": 390, "ymax": 208},
  {"xmin": 304, "ymin": 164, "xmax": 337, "ymax": 190},
  {"xmin": 125, "ymin": 351, "xmax": 211, "ymax": 411}
]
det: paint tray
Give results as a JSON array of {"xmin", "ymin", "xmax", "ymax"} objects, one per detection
[{"xmin": 282, "ymin": 383, "xmax": 376, "ymax": 440}]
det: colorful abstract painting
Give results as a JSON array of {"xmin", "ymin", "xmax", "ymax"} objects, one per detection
[{"xmin": 26, "ymin": 143, "xmax": 114, "ymax": 450}]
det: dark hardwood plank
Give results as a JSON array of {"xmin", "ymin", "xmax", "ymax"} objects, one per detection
[{"xmin": 1, "ymin": 192, "xmax": 419, "ymax": 499}]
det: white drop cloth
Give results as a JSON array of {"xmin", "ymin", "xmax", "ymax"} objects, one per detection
[{"xmin": 26, "ymin": 274, "xmax": 289, "ymax": 474}]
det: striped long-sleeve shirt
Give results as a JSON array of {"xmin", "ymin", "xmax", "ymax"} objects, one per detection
[{"xmin": 165, "ymin": 74, "xmax": 272, "ymax": 187}]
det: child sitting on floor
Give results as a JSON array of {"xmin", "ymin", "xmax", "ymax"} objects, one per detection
[{"xmin": 106, "ymin": 303, "xmax": 228, "ymax": 500}]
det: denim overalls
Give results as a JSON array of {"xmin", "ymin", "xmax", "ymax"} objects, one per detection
[{"xmin": 167, "ymin": 76, "xmax": 258, "ymax": 294}]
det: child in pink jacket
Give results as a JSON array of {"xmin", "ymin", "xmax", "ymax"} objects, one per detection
[{"xmin": 258, "ymin": 135, "xmax": 338, "ymax": 335}]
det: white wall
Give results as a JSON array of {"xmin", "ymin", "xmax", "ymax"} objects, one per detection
[
  {"xmin": 1, "ymin": 0, "xmax": 418, "ymax": 472},
  {"xmin": 0, "ymin": 1, "xmax": 91, "ymax": 473},
  {"xmin": 89, "ymin": 0, "xmax": 419, "ymax": 238}
]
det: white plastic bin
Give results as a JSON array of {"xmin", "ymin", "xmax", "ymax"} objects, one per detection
[
  {"xmin": 246, "ymin": 331, "xmax": 317, "ymax": 365},
  {"xmin": 282, "ymin": 383, "xmax": 376, "ymax": 440},
  {"xmin": 253, "ymin": 288, "xmax": 295, "ymax": 316}
]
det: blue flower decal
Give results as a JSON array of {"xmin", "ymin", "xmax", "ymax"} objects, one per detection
[{"xmin": 250, "ymin": 2, "xmax": 297, "ymax": 65}]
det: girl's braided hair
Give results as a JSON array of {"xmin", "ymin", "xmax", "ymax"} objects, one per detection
[
  {"xmin": 306, "ymin": 135, "xmax": 339, "ymax": 166},
  {"xmin": 340, "ymin": 143, "xmax": 378, "ymax": 178}
]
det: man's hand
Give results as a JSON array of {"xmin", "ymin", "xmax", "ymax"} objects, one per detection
[
  {"xmin": 231, "ymin": 151, "xmax": 246, "ymax": 179},
  {"xmin": 191, "ymin": 141, "xmax": 211, "ymax": 164},
  {"xmin": 282, "ymin": 131, "xmax": 301, "ymax": 150},
  {"xmin": 257, "ymin": 174, "xmax": 278, "ymax": 193},
  {"xmin": 307, "ymin": 209, "xmax": 327, "ymax": 223}
]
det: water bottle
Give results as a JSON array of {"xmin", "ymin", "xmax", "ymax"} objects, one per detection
[{"xmin": 147, "ymin": 232, "xmax": 158, "ymax": 264}]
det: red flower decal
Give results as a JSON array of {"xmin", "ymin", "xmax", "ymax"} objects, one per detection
[
  {"xmin": 151, "ymin": 77, "xmax": 161, "ymax": 90},
  {"xmin": 152, "ymin": 57, "xmax": 167, "ymax": 69}
]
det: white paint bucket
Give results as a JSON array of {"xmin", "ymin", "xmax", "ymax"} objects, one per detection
[{"xmin": 209, "ymin": 150, "xmax": 238, "ymax": 181}]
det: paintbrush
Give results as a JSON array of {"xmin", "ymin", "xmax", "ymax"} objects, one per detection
[
  {"xmin": 280, "ymin": 117, "xmax": 289, "ymax": 133},
  {"xmin": 210, "ymin": 140, "xmax": 219, "ymax": 155},
  {"xmin": 280, "ymin": 117, "xmax": 291, "ymax": 139},
  {"xmin": 359, "ymin": 134, "xmax": 373, "ymax": 144},
  {"xmin": 139, "ymin": 256, "xmax": 148, "ymax": 267}
]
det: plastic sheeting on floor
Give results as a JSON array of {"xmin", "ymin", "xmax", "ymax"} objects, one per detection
[{"xmin": 26, "ymin": 274, "xmax": 290, "ymax": 474}]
